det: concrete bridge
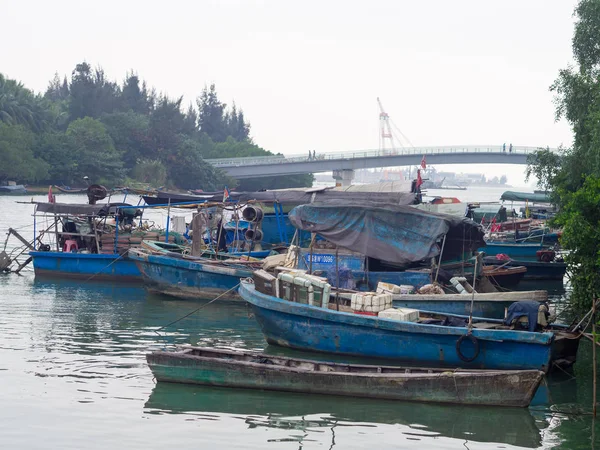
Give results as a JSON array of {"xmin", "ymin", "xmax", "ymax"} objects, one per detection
[{"xmin": 206, "ymin": 145, "xmax": 556, "ymax": 184}]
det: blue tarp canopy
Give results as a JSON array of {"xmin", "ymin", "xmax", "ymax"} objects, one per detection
[{"xmin": 288, "ymin": 202, "xmax": 485, "ymax": 265}]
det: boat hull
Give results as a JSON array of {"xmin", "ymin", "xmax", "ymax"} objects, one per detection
[
  {"xmin": 483, "ymin": 258, "xmax": 567, "ymax": 281},
  {"xmin": 147, "ymin": 348, "xmax": 543, "ymax": 407},
  {"xmin": 30, "ymin": 251, "xmax": 140, "ymax": 281},
  {"xmin": 240, "ymin": 282, "xmax": 554, "ymax": 372},
  {"xmin": 481, "ymin": 242, "xmax": 545, "ymax": 259},
  {"xmin": 392, "ymin": 298, "xmax": 520, "ymax": 319},
  {"xmin": 130, "ymin": 251, "xmax": 252, "ymax": 300}
]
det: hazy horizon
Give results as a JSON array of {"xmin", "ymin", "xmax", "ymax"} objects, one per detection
[{"xmin": 3, "ymin": 0, "xmax": 579, "ymax": 186}]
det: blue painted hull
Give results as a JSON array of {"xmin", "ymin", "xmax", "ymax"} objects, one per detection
[
  {"xmin": 129, "ymin": 252, "xmax": 252, "ymax": 300},
  {"xmin": 480, "ymin": 242, "xmax": 545, "ymax": 258},
  {"xmin": 240, "ymin": 281, "xmax": 554, "ymax": 372},
  {"xmin": 30, "ymin": 251, "xmax": 141, "ymax": 281}
]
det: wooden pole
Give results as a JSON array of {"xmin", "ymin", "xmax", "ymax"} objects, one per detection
[
  {"xmin": 594, "ymin": 297, "xmax": 597, "ymax": 417},
  {"xmin": 434, "ymin": 234, "xmax": 447, "ymax": 285}
]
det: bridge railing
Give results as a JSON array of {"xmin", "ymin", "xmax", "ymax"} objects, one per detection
[{"xmin": 206, "ymin": 145, "xmax": 557, "ymax": 167}]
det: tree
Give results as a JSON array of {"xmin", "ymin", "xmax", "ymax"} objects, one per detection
[
  {"xmin": 68, "ymin": 62, "xmax": 120, "ymax": 120},
  {"xmin": 120, "ymin": 72, "xmax": 151, "ymax": 114},
  {"xmin": 167, "ymin": 138, "xmax": 230, "ymax": 190},
  {"xmin": 65, "ymin": 117, "xmax": 125, "ymax": 185},
  {"xmin": 0, "ymin": 123, "xmax": 48, "ymax": 182},
  {"xmin": 131, "ymin": 159, "xmax": 167, "ymax": 186},
  {"xmin": 0, "ymin": 74, "xmax": 49, "ymax": 132},
  {"xmin": 526, "ymin": 0, "xmax": 600, "ymax": 312},
  {"xmin": 197, "ymin": 84, "xmax": 227, "ymax": 142},
  {"xmin": 499, "ymin": 175, "xmax": 507, "ymax": 185},
  {"xmin": 101, "ymin": 111, "xmax": 153, "ymax": 169}
]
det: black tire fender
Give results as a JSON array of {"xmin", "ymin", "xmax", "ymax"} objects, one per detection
[{"xmin": 456, "ymin": 333, "xmax": 480, "ymax": 362}]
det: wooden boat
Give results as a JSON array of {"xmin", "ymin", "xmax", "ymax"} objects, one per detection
[
  {"xmin": 0, "ymin": 184, "xmax": 26, "ymax": 194},
  {"xmin": 480, "ymin": 242, "xmax": 548, "ymax": 259},
  {"xmin": 146, "ymin": 346, "xmax": 544, "ymax": 407},
  {"xmin": 129, "ymin": 247, "xmax": 258, "ymax": 300},
  {"xmin": 483, "ymin": 256, "xmax": 567, "ymax": 281},
  {"xmin": 53, "ymin": 185, "xmax": 88, "ymax": 193},
  {"xmin": 481, "ymin": 264, "xmax": 527, "ymax": 288},
  {"xmin": 240, "ymin": 280, "xmax": 580, "ymax": 372}
]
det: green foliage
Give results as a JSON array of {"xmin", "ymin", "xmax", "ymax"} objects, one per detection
[
  {"xmin": 527, "ymin": 1, "xmax": 600, "ymax": 313},
  {"xmin": 66, "ymin": 117, "xmax": 125, "ymax": 185},
  {"xmin": 0, "ymin": 123, "xmax": 48, "ymax": 182},
  {"xmin": 0, "ymin": 62, "xmax": 311, "ymax": 191},
  {"xmin": 0, "ymin": 74, "xmax": 50, "ymax": 132},
  {"xmin": 101, "ymin": 111, "xmax": 153, "ymax": 168},
  {"xmin": 554, "ymin": 176, "xmax": 600, "ymax": 311},
  {"xmin": 197, "ymin": 84, "xmax": 250, "ymax": 142},
  {"xmin": 131, "ymin": 159, "xmax": 167, "ymax": 186},
  {"xmin": 167, "ymin": 138, "xmax": 230, "ymax": 190}
]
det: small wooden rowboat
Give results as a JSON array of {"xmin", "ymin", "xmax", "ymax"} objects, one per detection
[{"xmin": 147, "ymin": 346, "xmax": 544, "ymax": 407}]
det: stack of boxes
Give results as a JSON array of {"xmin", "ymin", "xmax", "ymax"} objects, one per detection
[
  {"xmin": 275, "ymin": 270, "xmax": 332, "ymax": 308},
  {"xmin": 350, "ymin": 281, "xmax": 419, "ymax": 322},
  {"xmin": 350, "ymin": 292, "xmax": 393, "ymax": 315}
]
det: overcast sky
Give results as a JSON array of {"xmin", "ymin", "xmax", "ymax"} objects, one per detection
[{"xmin": 2, "ymin": 0, "xmax": 579, "ymax": 186}]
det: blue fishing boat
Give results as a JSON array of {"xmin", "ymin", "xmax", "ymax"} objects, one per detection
[
  {"xmin": 129, "ymin": 248, "xmax": 256, "ymax": 299},
  {"xmin": 30, "ymin": 251, "xmax": 140, "ymax": 281},
  {"xmin": 240, "ymin": 280, "xmax": 563, "ymax": 372},
  {"xmin": 480, "ymin": 242, "xmax": 547, "ymax": 259}
]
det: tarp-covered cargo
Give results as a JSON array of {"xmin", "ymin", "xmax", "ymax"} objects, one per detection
[{"xmin": 288, "ymin": 202, "xmax": 485, "ymax": 265}]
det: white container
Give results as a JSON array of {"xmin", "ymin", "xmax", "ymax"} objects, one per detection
[
  {"xmin": 399, "ymin": 285, "xmax": 415, "ymax": 294},
  {"xmin": 378, "ymin": 307, "xmax": 419, "ymax": 322},
  {"xmin": 376, "ymin": 282, "xmax": 401, "ymax": 294}
]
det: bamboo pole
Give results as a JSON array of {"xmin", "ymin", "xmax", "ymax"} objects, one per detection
[{"xmin": 594, "ymin": 297, "xmax": 597, "ymax": 417}]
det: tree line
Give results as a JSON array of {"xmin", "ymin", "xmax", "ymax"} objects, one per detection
[
  {"xmin": 526, "ymin": 0, "xmax": 600, "ymax": 314},
  {"xmin": 0, "ymin": 63, "xmax": 313, "ymax": 191}
]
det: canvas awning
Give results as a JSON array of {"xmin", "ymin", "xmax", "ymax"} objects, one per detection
[{"xmin": 288, "ymin": 202, "xmax": 485, "ymax": 265}]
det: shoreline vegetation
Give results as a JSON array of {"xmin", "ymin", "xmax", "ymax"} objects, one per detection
[{"xmin": 0, "ymin": 63, "xmax": 313, "ymax": 192}]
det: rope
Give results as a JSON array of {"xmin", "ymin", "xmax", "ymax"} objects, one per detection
[
  {"xmin": 153, "ymin": 282, "xmax": 241, "ymax": 334},
  {"xmin": 82, "ymin": 252, "xmax": 126, "ymax": 283}
]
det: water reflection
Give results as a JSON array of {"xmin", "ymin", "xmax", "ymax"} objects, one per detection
[{"xmin": 145, "ymin": 382, "xmax": 546, "ymax": 448}]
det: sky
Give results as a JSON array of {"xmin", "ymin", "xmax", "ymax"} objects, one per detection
[{"xmin": 2, "ymin": 0, "xmax": 579, "ymax": 186}]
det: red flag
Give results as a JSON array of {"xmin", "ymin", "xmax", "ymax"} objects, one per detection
[
  {"xmin": 416, "ymin": 169, "xmax": 423, "ymax": 188},
  {"xmin": 420, "ymin": 155, "xmax": 426, "ymax": 169}
]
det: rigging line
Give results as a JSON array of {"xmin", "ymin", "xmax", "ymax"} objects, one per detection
[
  {"xmin": 389, "ymin": 119, "xmax": 415, "ymax": 148},
  {"xmin": 81, "ymin": 252, "xmax": 126, "ymax": 283},
  {"xmin": 154, "ymin": 283, "xmax": 241, "ymax": 334}
]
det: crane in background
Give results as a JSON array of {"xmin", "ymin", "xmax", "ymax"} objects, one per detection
[{"xmin": 377, "ymin": 97, "xmax": 415, "ymax": 153}]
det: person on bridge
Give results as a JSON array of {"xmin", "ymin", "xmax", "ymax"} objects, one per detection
[
  {"xmin": 509, "ymin": 143, "xmax": 513, "ymax": 153},
  {"xmin": 313, "ymin": 150, "xmax": 316, "ymax": 160},
  {"xmin": 308, "ymin": 150, "xmax": 312, "ymax": 161},
  {"xmin": 503, "ymin": 143, "xmax": 506, "ymax": 152}
]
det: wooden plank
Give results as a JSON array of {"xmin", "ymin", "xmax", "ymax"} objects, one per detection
[{"xmin": 7, "ymin": 228, "xmax": 34, "ymax": 250}]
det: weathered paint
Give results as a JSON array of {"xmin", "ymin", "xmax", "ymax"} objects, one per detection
[
  {"xmin": 392, "ymin": 298, "xmax": 513, "ymax": 319},
  {"xmin": 480, "ymin": 242, "xmax": 545, "ymax": 259},
  {"xmin": 239, "ymin": 281, "xmax": 554, "ymax": 372},
  {"xmin": 129, "ymin": 250, "xmax": 252, "ymax": 300},
  {"xmin": 30, "ymin": 251, "xmax": 141, "ymax": 281},
  {"xmin": 147, "ymin": 347, "xmax": 543, "ymax": 407}
]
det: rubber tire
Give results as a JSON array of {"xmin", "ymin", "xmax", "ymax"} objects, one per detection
[
  {"xmin": 456, "ymin": 333, "xmax": 480, "ymax": 362},
  {"xmin": 540, "ymin": 253, "xmax": 552, "ymax": 263}
]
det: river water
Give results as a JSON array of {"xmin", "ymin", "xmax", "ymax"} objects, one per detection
[{"xmin": 0, "ymin": 188, "xmax": 598, "ymax": 449}]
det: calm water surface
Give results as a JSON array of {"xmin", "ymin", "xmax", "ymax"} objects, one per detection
[{"xmin": 1, "ymin": 189, "xmax": 599, "ymax": 449}]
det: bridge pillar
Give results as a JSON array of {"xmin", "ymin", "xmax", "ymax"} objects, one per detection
[{"xmin": 332, "ymin": 169, "xmax": 355, "ymax": 188}]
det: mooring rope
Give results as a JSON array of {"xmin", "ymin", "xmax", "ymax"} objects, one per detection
[{"xmin": 153, "ymin": 282, "xmax": 241, "ymax": 335}]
